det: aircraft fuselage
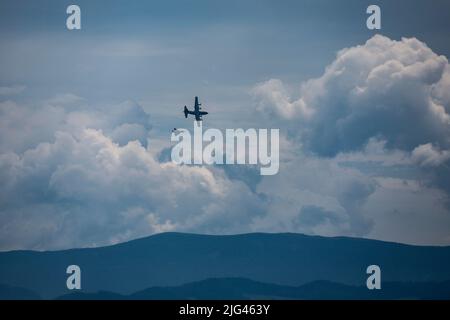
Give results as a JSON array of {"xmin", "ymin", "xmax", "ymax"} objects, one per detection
[{"xmin": 184, "ymin": 96, "xmax": 208, "ymax": 121}]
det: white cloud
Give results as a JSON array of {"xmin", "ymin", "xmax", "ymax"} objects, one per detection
[
  {"xmin": 252, "ymin": 147, "xmax": 377, "ymax": 237},
  {"xmin": 0, "ymin": 122, "xmax": 264, "ymax": 250},
  {"xmin": 412, "ymin": 143, "xmax": 450, "ymax": 167},
  {"xmin": 252, "ymin": 79, "xmax": 312, "ymax": 119},
  {"xmin": 253, "ymin": 35, "xmax": 450, "ymax": 156},
  {"xmin": 0, "ymin": 93, "xmax": 382, "ymax": 250},
  {"xmin": 0, "ymin": 97, "xmax": 151, "ymax": 154},
  {"xmin": 3, "ymin": 35, "xmax": 450, "ymax": 249},
  {"xmin": 250, "ymin": 35, "xmax": 450, "ymax": 244}
]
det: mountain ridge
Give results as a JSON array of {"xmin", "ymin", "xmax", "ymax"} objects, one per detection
[
  {"xmin": 56, "ymin": 277, "xmax": 450, "ymax": 300},
  {"xmin": 1, "ymin": 232, "xmax": 450, "ymax": 299},
  {"xmin": 4, "ymin": 231, "xmax": 447, "ymax": 254}
]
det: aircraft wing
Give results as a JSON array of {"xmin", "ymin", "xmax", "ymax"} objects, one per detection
[{"xmin": 194, "ymin": 96, "xmax": 201, "ymax": 112}]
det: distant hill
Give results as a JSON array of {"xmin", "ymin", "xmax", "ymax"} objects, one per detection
[
  {"xmin": 57, "ymin": 277, "xmax": 450, "ymax": 300},
  {"xmin": 1, "ymin": 232, "xmax": 450, "ymax": 299},
  {"xmin": 0, "ymin": 284, "xmax": 41, "ymax": 300}
]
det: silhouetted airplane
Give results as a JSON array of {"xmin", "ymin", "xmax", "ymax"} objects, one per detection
[{"xmin": 183, "ymin": 96, "xmax": 208, "ymax": 121}]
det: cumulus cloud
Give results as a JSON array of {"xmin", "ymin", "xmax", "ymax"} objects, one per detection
[
  {"xmin": 251, "ymin": 35, "xmax": 450, "ymax": 244},
  {"xmin": 412, "ymin": 143, "xmax": 450, "ymax": 167},
  {"xmin": 0, "ymin": 96, "xmax": 151, "ymax": 154},
  {"xmin": 0, "ymin": 91, "xmax": 381, "ymax": 250},
  {"xmin": 252, "ymin": 79, "xmax": 312, "ymax": 119},
  {"xmin": 3, "ymin": 35, "xmax": 450, "ymax": 249},
  {"xmin": 252, "ymin": 146, "xmax": 376, "ymax": 237},
  {"xmin": 253, "ymin": 35, "xmax": 450, "ymax": 157},
  {"xmin": 0, "ymin": 95, "xmax": 272, "ymax": 250},
  {"xmin": 410, "ymin": 144, "xmax": 450, "ymax": 200},
  {"xmin": 0, "ymin": 121, "xmax": 264, "ymax": 250}
]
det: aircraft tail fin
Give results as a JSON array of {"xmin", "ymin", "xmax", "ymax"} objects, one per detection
[{"xmin": 184, "ymin": 106, "xmax": 188, "ymax": 118}]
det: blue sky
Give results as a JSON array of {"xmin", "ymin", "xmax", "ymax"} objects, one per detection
[
  {"xmin": 1, "ymin": 1, "xmax": 450, "ymax": 250},
  {"xmin": 3, "ymin": 0, "xmax": 450, "ymax": 103}
]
